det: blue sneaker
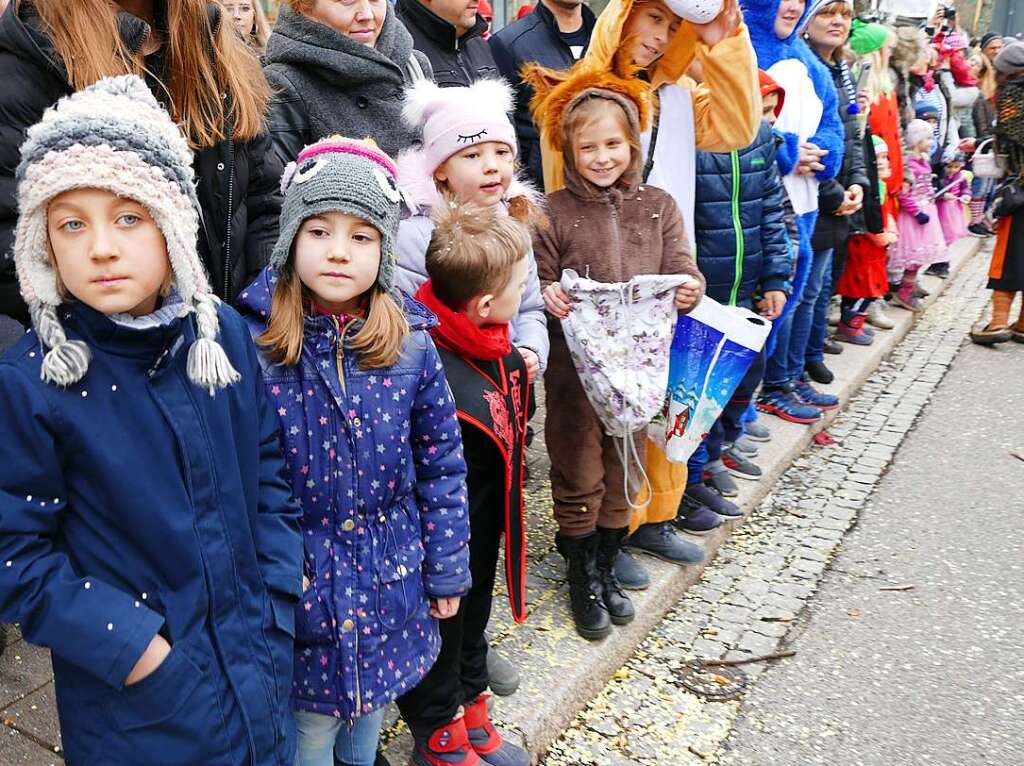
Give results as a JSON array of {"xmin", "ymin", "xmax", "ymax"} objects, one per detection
[
  {"xmin": 674, "ymin": 494, "xmax": 723, "ymax": 535},
  {"xmin": 684, "ymin": 482, "xmax": 743, "ymax": 518},
  {"xmin": 757, "ymin": 387, "xmax": 822, "ymax": 424},
  {"xmin": 627, "ymin": 522, "xmax": 705, "ymax": 565},
  {"xmin": 613, "ymin": 548, "xmax": 651, "ymax": 590},
  {"xmin": 794, "ymin": 379, "xmax": 840, "ymax": 410}
]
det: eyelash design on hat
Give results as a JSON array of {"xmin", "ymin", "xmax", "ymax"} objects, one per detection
[{"xmin": 457, "ymin": 129, "xmax": 489, "ymax": 144}]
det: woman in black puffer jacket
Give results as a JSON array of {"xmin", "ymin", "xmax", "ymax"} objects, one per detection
[{"xmin": 0, "ymin": 0, "xmax": 282, "ymax": 331}]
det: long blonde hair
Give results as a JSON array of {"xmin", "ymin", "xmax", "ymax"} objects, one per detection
[
  {"xmin": 971, "ymin": 52, "xmax": 998, "ymax": 100},
  {"xmin": 26, "ymin": 0, "xmax": 270, "ymax": 146},
  {"xmin": 258, "ymin": 266, "xmax": 410, "ymax": 370}
]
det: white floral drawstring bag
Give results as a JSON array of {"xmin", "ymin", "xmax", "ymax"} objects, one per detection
[{"xmin": 559, "ymin": 268, "xmax": 695, "ymax": 508}]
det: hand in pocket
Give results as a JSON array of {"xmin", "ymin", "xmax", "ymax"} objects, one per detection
[{"xmin": 124, "ymin": 635, "xmax": 172, "ymax": 687}]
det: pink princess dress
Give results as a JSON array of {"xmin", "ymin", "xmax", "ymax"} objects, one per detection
[
  {"xmin": 892, "ymin": 155, "xmax": 948, "ymax": 270},
  {"xmin": 936, "ymin": 169, "xmax": 971, "ymax": 244}
]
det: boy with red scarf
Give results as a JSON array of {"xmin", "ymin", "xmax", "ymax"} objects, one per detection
[{"xmin": 403, "ymin": 203, "xmax": 532, "ymax": 766}]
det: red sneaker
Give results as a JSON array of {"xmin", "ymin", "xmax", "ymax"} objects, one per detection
[
  {"xmin": 463, "ymin": 695, "xmax": 530, "ymax": 766},
  {"xmin": 412, "ymin": 716, "xmax": 481, "ymax": 766}
]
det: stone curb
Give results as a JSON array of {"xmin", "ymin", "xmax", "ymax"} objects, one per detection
[{"xmin": 384, "ymin": 237, "xmax": 985, "ymax": 765}]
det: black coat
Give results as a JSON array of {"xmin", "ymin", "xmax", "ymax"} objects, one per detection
[
  {"xmin": 489, "ymin": 3, "xmax": 596, "ymax": 190},
  {"xmin": 0, "ymin": 1, "xmax": 282, "ymax": 323},
  {"xmin": 395, "ymin": 0, "xmax": 497, "ymax": 87},
  {"xmin": 812, "ymin": 55, "xmax": 870, "ymax": 252}
]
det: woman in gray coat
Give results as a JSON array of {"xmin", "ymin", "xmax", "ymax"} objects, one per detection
[{"xmin": 264, "ymin": 0, "xmax": 431, "ymax": 164}]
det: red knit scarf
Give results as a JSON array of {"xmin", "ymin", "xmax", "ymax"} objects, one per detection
[{"xmin": 414, "ymin": 281, "xmax": 511, "ymax": 361}]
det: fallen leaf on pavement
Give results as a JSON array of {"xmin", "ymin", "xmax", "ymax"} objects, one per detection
[{"xmin": 847, "ymin": 609, "xmax": 863, "ymax": 617}]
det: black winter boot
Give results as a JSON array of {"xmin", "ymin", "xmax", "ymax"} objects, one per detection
[
  {"xmin": 557, "ymin": 532, "xmax": 612, "ymax": 640},
  {"xmin": 595, "ymin": 527, "xmax": 636, "ymax": 625}
]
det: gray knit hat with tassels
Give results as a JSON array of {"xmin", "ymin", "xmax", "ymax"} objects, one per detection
[{"xmin": 14, "ymin": 75, "xmax": 238, "ymax": 394}]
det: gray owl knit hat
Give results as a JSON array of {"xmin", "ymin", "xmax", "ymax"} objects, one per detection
[
  {"xmin": 272, "ymin": 136, "xmax": 402, "ymax": 292},
  {"xmin": 15, "ymin": 74, "xmax": 238, "ymax": 394}
]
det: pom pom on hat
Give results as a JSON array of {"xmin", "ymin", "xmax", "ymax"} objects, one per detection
[
  {"xmin": 402, "ymin": 78, "xmax": 518, "ymax": 175},
  {"xmin": 14, "ymin": 74, "xmax": 237, "ymax": 393}
]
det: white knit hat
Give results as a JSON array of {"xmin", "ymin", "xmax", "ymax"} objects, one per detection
[{"xmin": 15, "ymin": 75, "xmax": 238, "ymax": 393}]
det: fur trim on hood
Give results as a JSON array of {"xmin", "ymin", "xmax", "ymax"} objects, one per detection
[{"xmin": 395, "ymin": 146, "xmax": 545, "ymax": 225}]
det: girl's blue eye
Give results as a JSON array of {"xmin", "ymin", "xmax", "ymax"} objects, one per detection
[
  {"xmin": 118, "ymin": 214, "xmax": 141, "ymax": 226},
  {"xmin": 61, "ymin": 220, "xmax": 84, "ymax": 232}
]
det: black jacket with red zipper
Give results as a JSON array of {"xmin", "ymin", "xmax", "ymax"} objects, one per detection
[{"xmin": 432, "ymin": 342, "xmax": 530, "ymax": 623}]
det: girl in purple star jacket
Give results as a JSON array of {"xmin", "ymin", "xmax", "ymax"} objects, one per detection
[{"xmin": 239, "ymin": 136, "xmax": 471, "ymax": 766}]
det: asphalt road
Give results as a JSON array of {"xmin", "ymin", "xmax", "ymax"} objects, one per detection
[{"xmin": 721, "ymin": 336, "xmax": 1024, "ymax": 766}]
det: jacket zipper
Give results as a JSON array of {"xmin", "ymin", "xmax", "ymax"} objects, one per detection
[
  {"xmin": 223, "ymin": 136, "xmax": 236, "ymax": 300},
  {"xmin": 332, "ymin": 318, "xmax": 347, "ymax": 396},
  {"xmin": 728, "ymin": 150, "xmax": 744, "ymax": 307},
  {"xmin": 330, "ymin": 318, "xmax": 359, "ymax": 711}
]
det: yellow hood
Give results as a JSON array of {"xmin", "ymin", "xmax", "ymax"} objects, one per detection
[
  {"xmin": 533, "ymin": 1, "xmax": 759, "ymax": 192},
  {"xmin": 583, "ymin": 0, "xmax": 701, "ymax": 90}
]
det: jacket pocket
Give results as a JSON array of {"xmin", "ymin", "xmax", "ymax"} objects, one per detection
[
  {"xmin": 296, "ymin": 537, "xmax": 336, "ymax": 646},
  {"xmin": 109, "ymin": 646, "xmax": 203, "ymax": 731},
  {"xmin": 105, "ymin": 645, "xmax": 230, "ymax": 764},
  {"xmin": 375, "ymin": 537, "xmax": 427, "ymax": 632}
]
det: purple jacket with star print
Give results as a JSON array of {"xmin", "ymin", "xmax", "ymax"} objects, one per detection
[{"xmin": 239, "ymin": 266, "xmax": 471, "ymax": 721}]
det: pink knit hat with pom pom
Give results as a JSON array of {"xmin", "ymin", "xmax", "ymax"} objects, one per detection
[{"xmin": 402, "ymin": 79, "xmax": 518, "ymax": 175}]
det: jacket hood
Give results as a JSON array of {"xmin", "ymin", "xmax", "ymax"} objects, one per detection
[
  {"xmin": 238, "ymin": 266, "xmax": 437, "ymax": 333},
  {"xmin": 265, "ymin": 5, "xmax": 412, "ymax": 86},
  {"xmin": 583, "ymin": 0, "xmax": 714, "ymax": 90},
  {"xmin": 740, "ymin": 0, "xmax": 812, "ymax": 64},
  {"xmin": 523, "ymin": 61, "xmax": 650, "ymax": 196},
  {"xmin": 394, "ymin": 147, "xmax": 544, "ymax": 213}
]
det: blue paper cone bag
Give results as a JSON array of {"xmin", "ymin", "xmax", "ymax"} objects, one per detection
[{"xmin": 653, "ymin": 297, "xmax": 771, "ymax": 463}]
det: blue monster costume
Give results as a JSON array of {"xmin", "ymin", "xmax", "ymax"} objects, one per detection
[{"xmin": 739, "ymin": 0, "xmax": 845, "ymax": 352}]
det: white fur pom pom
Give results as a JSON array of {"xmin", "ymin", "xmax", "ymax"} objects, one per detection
[{"xmin": 402, "ymin": 79, "xmax": 447, "ymax": 127}]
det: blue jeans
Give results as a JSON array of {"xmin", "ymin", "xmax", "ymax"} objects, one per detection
[
  {"xmin": 805, "ymin": 254, "xmax": 834, "ymax": 365},
  {"xmin": 787, "ymin": 248, "xmax": 833, "ymax": 379},
  {"xmin": 764, "ymin": 305, "xmax": 795, "ymax": 388},
  {"xmin": 295, "ymin": 708, "xmax": 387, "ymax": 766}
]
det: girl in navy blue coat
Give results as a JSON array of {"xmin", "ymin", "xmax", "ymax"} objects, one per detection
[
  {"xmin": 239, "ymin": 136, "xmax": 471, "ymax": 766},
  {"xmin": 0, "ymin": 77, "xmax": 303, "ymax": 765}
]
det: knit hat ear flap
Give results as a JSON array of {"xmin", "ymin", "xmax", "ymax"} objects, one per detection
[
  {"xmin": 32, "ymin": 303, "xmax": 91, "ymax": 387},
  {"xmin": 188, "ymin": 295, "xmax": 241, "ymax": 395}
]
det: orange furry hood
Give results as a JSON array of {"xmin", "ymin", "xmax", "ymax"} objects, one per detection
[
  {"xmin": 523, "ymin": 59, "xmax": 653, "ymax": 157},
  {"xmin": 522, "ymin": 60, "xmax": 652, "ymax": 195}
]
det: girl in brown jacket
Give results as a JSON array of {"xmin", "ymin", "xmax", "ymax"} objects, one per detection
[{"xmin": 531, "ymin": 68, "xmax": 705, "ymax": 640}]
